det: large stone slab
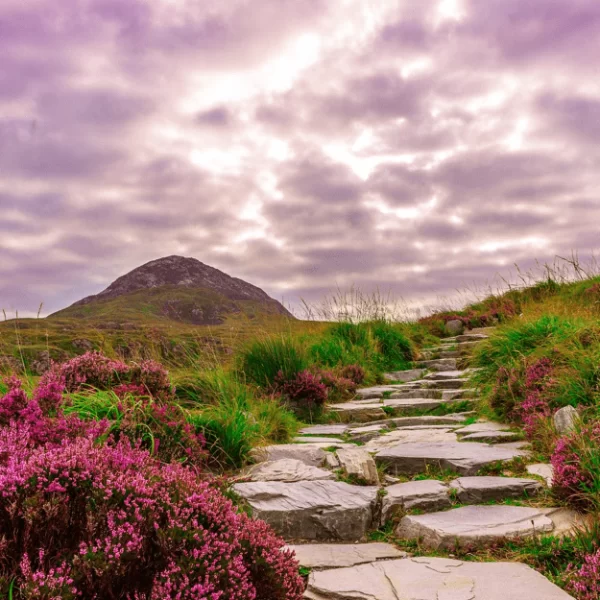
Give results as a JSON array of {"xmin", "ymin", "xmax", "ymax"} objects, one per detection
[
  {"xmin": 424, "ymin": 370, "xmax": 466, "ymax": 380},
  {"xmin": 336, "ymin": 447, "xmax": 379, "ymax": 485},
  {"xmin": 456, "ymin": 333, "xmax": 489, "ymax": 342},
  {"xmin": 416, "ymin": 358, "xmax": 457, "ymax": 371},
  {"xmin": 375, "ymin": 441, "xmax": 527, "ymax": 475},
  {"xmin": 243, "ymin": 459, "xmax": 335, "ymax": 482},
  {"xmin": 390, "ymin": 389, "xmax": 442, "ymax": 399},
  {"xmin": 329, "ymin": 402, "xmax": 386, "ymax": 423},
  {"xmin": 250, "ymin": 444, "xmax": 328, "ymax": 466},
  {"xmin": 347, "ymin": 423, "xmax": 388, "ymax": 443},
  {"xmin": 460, "ymin": 430, "xmax": 522, "ymax": 443},
  {"xmin": 299, "ymin": 424, "xmax": 349, "ymax": 436},
  {"xmin": 450, "ymin": 476, "xmax": 543, "ymax": 503},
  {"xmin": 423, "ymin": 378, "xmax": 466, "ymax": 390},
  {"xmin": 396, "ymin": 505, "xmax": 554, "ymax": 549},
  {"xmin": 366, "ymin": 428, "xmax": 458, "ymax": 452},
  {"xmin": 383, "ymin": 397, "xmax": 467, "ymax": 413},
  {"xmin": 381, "ymin": 480, "xmax": 450, "ymax": 523},
  {"xmin": 454, "ymin": 422, "xmax": 510, "ymax": 435},
  {"xmin": 304, "ymin": 557, "xmax": 574, "ymax": 600},
  {"xmin": 383, "ymin": 368, "xmax": 426, "ymax": 382},
  {"xmin": 288, "ymin": 542, "xmax": 406, "ymax": 569},
  {"xmin": 293, "ymin": 436, "xmax": 346, "ymax": 444},
  {"xmin": 232, "ymin": 480, "xmax": 378, "ymax": 541}
]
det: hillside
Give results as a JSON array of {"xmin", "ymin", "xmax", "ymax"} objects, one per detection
[{"xmin": 50, "ymin": 255, "xmax": 293, "ymax": 324}]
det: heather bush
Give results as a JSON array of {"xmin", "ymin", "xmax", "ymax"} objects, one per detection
[
  {"xmin": 551, "ymin": 422, "xmax": 600, "ymax": 510},
  {"xmin": 319, "ymin": 369, "xmax": 357, "ymax": 402},
  {"xmin": 238, "ymin": 336, "xmax": 307, "ymax": 388},
  {"xmin": 340, "ymin": 363, "xmax": 366, "ymax": 385},
  {"xmin": 42, "ymin": 351, "xmax": 173, "ymax": 399},
  {"xmin": 567, "ymin": 549, "xmax": 600, "ymax": 600},
  {"xmin": 274, "ymin": 369, "xmax": 328, "ymax": 422},
  {"xmin": 0, "ymin": 429, "xmax": 304, "ymax": 599}
]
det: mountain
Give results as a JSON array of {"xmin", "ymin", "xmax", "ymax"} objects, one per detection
[{"xmin": 50, "ymin": 256, "xmax": 293, "ymax": 325}]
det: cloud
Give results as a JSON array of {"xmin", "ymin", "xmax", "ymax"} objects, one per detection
[{"xmin": 1, "ymin": 0, "xmax": 600, "ymax": 316}]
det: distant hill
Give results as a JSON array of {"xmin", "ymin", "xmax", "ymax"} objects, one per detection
[{"xmin": 49, "ymin": 255, "xmax": 293, "ymax": 325}]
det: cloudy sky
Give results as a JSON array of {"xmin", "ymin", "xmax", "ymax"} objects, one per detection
[{"xmin": 2, "ymin": 0, "xmax": 600, "ymax": 316}]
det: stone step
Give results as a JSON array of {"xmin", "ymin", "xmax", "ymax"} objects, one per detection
[
  {"xmin": 381, "ymin": 480, "xmax": 451, "ymax": 523},
  {"xmin": 304, "ymin": 557, "xmax": 575, "ymax": 600},
  {"xmin": 243, "ymin": 459, "xmax": 335, "ymax": 483},
  {"xmin": 395, "ymin": 505, "xmax": 566, "ymax": 550},
  {"xmin": 422, "ymin": 378, "xmax": 466, "ymax": 390},
  {"xmin": 288, "ymin": 542, "xmax": 407, "ymax": 569},
  {"xmin": 449, "ymin": 476, "xmax": 543, "ymax": 503},
  {"xmin": 294, "ymin": 436, "xmax": 346, "ymax": 444},
  {"xmin": 456, "ymin": 333, "xmax": 489, "ymax": 342},
  {"xmin": 383, "ymin": 368, "xmax": 426, "ymax": 382},
  {"xmin": 232, "ymin": 480, "xmax": 379, "ymax": 541},
  {"xmin": 383, "ymin": 397, "xmax": 475, "ymax": 414},
  {"xmin": 423, "ymin": 369, "xmax": 467, "ymax": 380},
  {"xmin": 299, "ymin": 424, "xmax": 349, "ymax": 436},
  {"xmin": 328, "ymin": 402, "xmax": 386, "ymax": 422},
  {"xmin": 374, "ymin": 441, "xmax": 527, "ymax": 476},
  {"xmin": 415, "ymin": 358, "xmax": 457, "ymax": 370}
]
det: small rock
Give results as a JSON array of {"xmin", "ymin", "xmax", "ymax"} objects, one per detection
[
  {"xmin": 553, "ymin": 406, "xmax": 579, "ymax": 434},
  {"xmin": 445, "ymin": 319, "xmax": 465, "ymax": 335},
  {"xmin": 381, "ymin": 480, "xmax": 450, "ymax": 523},
  {"xmin": 336, "ymin": 447, "xmax": 379, "ymax": 485},
  {"xmin": 527, "ymin": 463, "xmax": 554, "ymax": 486}
]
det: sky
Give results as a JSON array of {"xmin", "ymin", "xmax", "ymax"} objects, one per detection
[{"xmin": 1, "ymin": 0, "xmax": 600, "ymax": 317}]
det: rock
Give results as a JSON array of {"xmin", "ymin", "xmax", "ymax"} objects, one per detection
[
  {"xmin": 375, "ymin": 441, "xmax": 527, "ymax": 475},
  {"xmin": 304, "ymin": 557, "xmax": 575, "ymax": 600},
  {"xmin": 553, "ymin": 406, "xmax": 579, "ymax": 434},
  {"xmin": 325, "ymin": 453, "xmax": 340, "ymax": 469},
  {"xmin": 460, "ymin": 430, "xmax": 522, "ymax": 443},
  {"xmin": 381, "ymin": 480, "xmax": 450, "ymax": 523},
  {"xmin": 415, "ymin": 358, "xmax": 457, "ymax": 371},
  {"xmin": 0, "ymin": 355, "xmax": 22, "ymax": 374},
  {"xmin": 423, "ymin": 378, "xmax": 466, "ymax": 390},
  {"xmin": 454, "ymin": 422, "xmax": 510, "ymax": 435},
  {"xmin": 527, "ymin": 463, "xmax": 554, "ymax": 486},
  {"xmin": 232, "ymin": 481, "xmax": 378, "ymax": 541},
  {"xmin": 383, "ymin": 397, "xmax": 471, "ymax": 414},
  {"xmin": 293, "ymin": 437, "xmax": 346, "ymax": 444},
  {"xmin": 243, "ymin": 459, "xmax": 335, "ymax": 482},
  {"xmin": 543, "ymin": 507, "xmax": 589, "ymax": 536},
  {"xmin": 288, "ymin": 542, "xmax": 406, "ymax": 569},
  {"xmin": 347, "ymin": 423, "xmax": 388, "ymax": 443},
  {"xmin": 424, "ymin": 370, "xmax": 465, "ymax": 380},
  {"xmin": 383, "ymin": 415, "xmax": 468, "ymax": 428},
  {"xmin": 446, "ymin": 319, "xmax": 465, "ymax": 335},
  {"xmin": 336, "ymin": 447, "xmax": 379, "ymax": 485},
  {"xmin": 299, "ymin": 424, "xmax": 349, "ymax": 436},
  {"xmin": 456, "ymin": 333, "xmax": 489, "ymax": 342},
  {"xmin": 365, "ymin": 428, "xmax": 458, "ymax": 452},
  {"xmin": 396, "ymin": 505, "xmax": 555, "ymax": 549},
  {"xmin": 442, "ymin": 388, "xmax": 476, "ymax": 400},
  {"xmin": 383, "ymin": 369, "xmax": 426, "ymax": 382},
  {"xmin": 329, "ymin": 402, "xmax": 386, "ymax": 423},
  {"xmin": 355, "ymin": 386, "xmax": 392, "ymax": 399},
  {"xmin": 72, "ymin": 338, "xmax": 94, "ymax": 351},
  {"xmin": 29, "ymin": 350, "xmax": 52, "ymax": 375},
  {"xmin": 449, "ymin": 476, "xmax": 543, "ymax": 503},
  {"xmin": 390, "ymin": 389, "xmax": 442, "ymax": 399},
  {"xmin": 250, "ymin": 444, "xmax": 327, "ymax": 467}
]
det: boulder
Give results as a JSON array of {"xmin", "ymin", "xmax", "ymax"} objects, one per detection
[
  {"xmin": 336, "ymin": 447, "xmax": 379, "ymax": 485},
  {"xmin": 375, "ymin": 441, "xmax": 527, "ymax": 475},
  {"xmin": 288, "ymin": 542, "xmax": 406, "ymax": 569},
  {"xmin": 232, "ymin": 480, "xmax": 379, "ymax": 541},
  {"xmin": 304, "ymin": 557, "xmax": 575, "ymax": 600},
  {"xmin": 449, "ymin": 476, "xmax": 543, "ymax": 503},
  {"xmin": 396, "ymin": 505, "xmax": 554, "ymax": 549},
  {"xmin": 381, "ymin": 480, "xmax": 450, "ymax": 523},
  {"xmin": 553, "ymin": 405, "xmax": 579, "ymax": 434},
  {"xmin": 243, "ymin": 459, "xmax": 335, "ymax": 482},
  {"xmin": 445, "ymin": 319, "xmax": 464, "ymax": 335}
]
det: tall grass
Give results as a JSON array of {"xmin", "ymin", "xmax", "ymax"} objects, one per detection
[{"xmin": 237, "ymin": 335, "xmax": 307, "ymax": 388}]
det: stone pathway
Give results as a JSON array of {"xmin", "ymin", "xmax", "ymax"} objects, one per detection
[{"xmin": 232, "ymin": 330, "xmax": 577, "ymax": 599}]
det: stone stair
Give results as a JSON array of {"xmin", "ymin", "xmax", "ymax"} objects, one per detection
[{"xmin": 232, "ymin": 329, "xmax": 577, "ymax": 599}]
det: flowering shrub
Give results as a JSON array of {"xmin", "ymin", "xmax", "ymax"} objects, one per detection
[
  {"xmin": 42, "ymin": 351, "xmax": 173, "ymax": 399},
  {"xmin": 0, "ymin": 428, "xmax": 304, "ymax": 599},
  {"xmin": 274, "ymin": 369, "xmax": 327, "ymax": 420},
  {"xmin": 567, "ymin": 549, "xmax": 600, "ymax": 600},
  {"xmin": 319, "ymin": 370, "xmax": 356, "ymax": 402},
  {"xmin": 516, "ymin": 357, "xmax": 554, "ymax": 437},
  {"xmin": 551, "ymin": 422, "xmax": 600, "ymax": 509},
  {"xmin": 340, "ymin": 364, "xmax": 366, "ymax": 385}
]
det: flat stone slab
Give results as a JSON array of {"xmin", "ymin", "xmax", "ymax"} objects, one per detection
[
  {"xmin": 454, "ymin": 422, "xmax": 510, "ymax": 435},
  {"xmin": 442, "ymin": 388, "xmax": 476, "ymax": 400},
  {"xmin": 288, "ymin": 542, "xmax": 406, "ymax": 569},
  {"xmin": 366, "ymin": 428, "xmax": 458, "ymax": 452},
  {"xmin": 250, "ymin": 444, "xmax": 328, "ymax": 466},
  {"xmin": 355, "ymin": 386, "xmax": 397, "ymax": 399},
  {"xmin": 527, "ymin": 463, "xmax": 554, "ymax": 486},
  {"xmin": 299, "ymin": 424, "xmax": 349, "ymax": 436},
  {"xmin": 460, "ymin": 430, "xmax": 522, "ymax": 443},
  {"xmin": 390, "ymin": 389, "xmax": 442, "ymax": 399},
  {"xmin": 375, "ymin": 441, "xmax": 527, "ymax": 475},
  {"xmin": 384, "ymin": 368, "xmax": 426, "ymax": 382},
  {"xmin": 396, "ymin": 505, "xmax": 555, "ymax": 549},
  {"xmin": 347, "ymin": 423, "xmax": 388, "ymax": 442},
  {"xmin": 456, "ymin": 333, "xmax": 489, "ymax": 342},
  {"xmin": 424, "ymin": 370, "xmax": 466, "ymax": 380},
  {"xmin": 293, "ymin": 436, "xmax": 346, "ymax": 444},
  {"xmin": 233, "ymin": 480, "xmax": 378, "ymax": 541},
  {"xmin": 243, "ymin": 459, "xmax": 335, "ymax": 482},
  {"xmin": 382, "ymin": 480, "xmax": 450, "ymax": 523},
  {"xmin": 386, "ymin": 415, "xmax": 468, "ymax": 428},
  {"xmin": 383, "ymin": 397, "xmax": 463, "ymax": 412},
  {"xmin": 304, "ymin": 557, "xmax": 574, "ymax": 600},
  {"xmin": 416, "ymin": 358, "xmax": 457, "ymax": 371},
  {"xmin": 450, "ymin": 476, "xmax": 543, "ymax": 503},
  {"xmin": 423, "ymin": 378, "xmax": 466, "ymax": 390},
  {"xmin": 329, "ymin": 402, "xmax": 386, "ymax": 422}
]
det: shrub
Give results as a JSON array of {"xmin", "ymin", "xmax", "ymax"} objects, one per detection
[
  {"xmin": 42, "ymin": 351, "xmax": 173, "ymax": 399},
  {"xmin": 341, "ymin": 364, "xmax": 366, "ymax": 385},
  {"xmin": 238, "ymin": 336, "xmax": 307, "ymax": 388},
  {"xmin": 274, "ymin": 370, "xmax": 327, "ymax": 422},
  {"xmin": 0, "ymin": 429, "xmax": 304, "ymax": 599},
  {"xmin": 567, "ymin": 549, "xmax": 600, "ymax": 600},
  {"xmin": 328, "ymin": 322, "xmax": 372, "ymax": 349},
  {"xmin": 551, "ymin": 423, "xmax": 600, "ymax": 510}
]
